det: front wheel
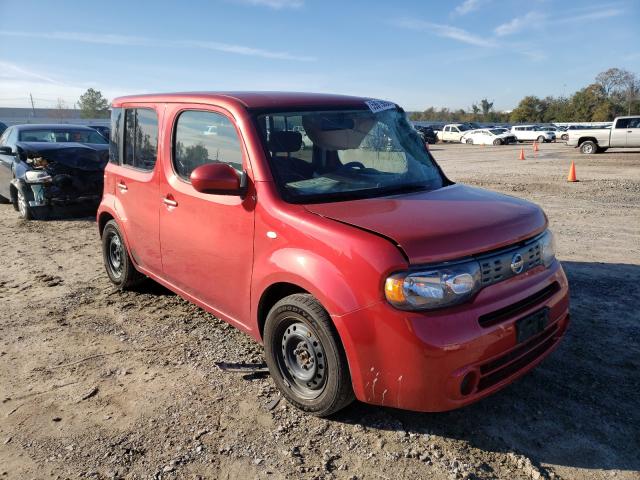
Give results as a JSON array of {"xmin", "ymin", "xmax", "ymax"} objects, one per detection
[
  {"xmin": 264, "ymin": 293, "xmax": 354, "ymax": 417},
  {"xmin": 465, "ymin": 138, "xmax": 473, "ymax": 144},
  {"xmin": 16, "ymin": 188, "xmax": 33, "ymax": 220},
  {"xmin": 561, "ymin": 134, "xmax": 569, "ymax": 141},
  {"xmin": 102, "ymin": 220, "xmax": 144, "ymax": 289},
  {"xmin": 493, "ymin": 138, "xmax": 502, "ymax": 146},
  {"xmin": 537, "ymin": 135, "xmax": 546, "ymax": 143},
  {"xmin": 580, "ymin": 141, "xmax": 597, "ymax": 154}
]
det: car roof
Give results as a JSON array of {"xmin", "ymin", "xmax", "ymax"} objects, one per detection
[
  {"xmin": 112, "ymin": 91, "xmax": 377, "ymax": 110},
  {"xmin": 14, "ymin": 124, "xmax": 98, "ymax": 131}
]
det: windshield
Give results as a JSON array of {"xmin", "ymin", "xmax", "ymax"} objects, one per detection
[
  {"xmin": 18, "ymin": 129, "xmax": 108, "ymax": 144},
  {"xmin": 256, "ymin": 108, "xmax": 445, "ymax": 203}
]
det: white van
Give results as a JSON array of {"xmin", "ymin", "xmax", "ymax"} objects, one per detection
[{"xmin": 510, "ymin": 125, "xmax": 555, "ymax": 143}]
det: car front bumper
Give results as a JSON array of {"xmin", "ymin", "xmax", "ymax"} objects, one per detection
[{"xmin": 334, "ymin": 261, "xmax": 569, "ymax": 412}]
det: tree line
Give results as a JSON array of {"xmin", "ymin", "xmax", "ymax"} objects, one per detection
[{"xmin": 410, "ymin": 68, "xmax": 640, "ymax": 124}]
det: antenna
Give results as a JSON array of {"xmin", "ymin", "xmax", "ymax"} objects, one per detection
[{"xmin": 29, "ymin": 93, "xmax": 36, "ymax": 117}]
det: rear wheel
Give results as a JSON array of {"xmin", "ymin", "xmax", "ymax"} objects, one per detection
[
  {"xmin": 465, "ymin": 138, "xmax": 473, "ymax": 144},
  {"xmin": 561, "ymin": 134, "xmax": 569, "ymax": 141},
  {"xmin": 102, "ymin": 219, "xmax": 144, "ymax": 289},
  {"xmin": 537, "ymin": 135, "xmax": 546, "ymax": 143},
  {"xmin": 264, "ymin": 293, "xmax": 354, "ymax": 417},
  {"xmin": 493, "ymin": 138, "xmax": 502, "ymax": 146},
  {"xmin": 580, "ymin": 141, "xmax": 597, "ymax": 155}
]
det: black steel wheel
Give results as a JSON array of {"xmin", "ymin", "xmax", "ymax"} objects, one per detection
[
  {"xmin": 101, "ymin": 219, "xmax": 144, "ymax": 289},
  {"xmin": 264, "ymin": 293, "xmax": 354, "ymax": 416}
]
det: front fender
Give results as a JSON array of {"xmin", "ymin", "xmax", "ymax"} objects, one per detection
[{"xmin": 254, "ymin": 248, "xmax": 362, "ymax": 320}]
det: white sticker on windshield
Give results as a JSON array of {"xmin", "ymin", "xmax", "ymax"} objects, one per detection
[{"xmin": 365, "ymin": 99, "xmax": 396, "ymax": 114}]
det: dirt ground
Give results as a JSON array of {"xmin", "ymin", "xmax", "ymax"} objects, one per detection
[{"xmin": 1, "ymin": 142, "xmax": 639, "ymax": 480}]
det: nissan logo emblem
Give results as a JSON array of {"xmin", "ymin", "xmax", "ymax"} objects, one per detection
[{"xmin": 510, "ymin": 253, "xmax": 524, "ymax": 274}]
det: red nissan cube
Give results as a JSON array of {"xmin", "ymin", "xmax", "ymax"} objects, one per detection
[{"xmin": 98, "ymin": 92, "xmax": 569, "ymax": 416}]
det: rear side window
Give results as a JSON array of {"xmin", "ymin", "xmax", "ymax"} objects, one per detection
[
  {"xmin": 0, "ymin": 127, "xmax": 10, "ymax": 146},
  {"xmin": 123, "ymin": 108, "xmax": 158, "ymax": 171},
  {"xmin": 110, "ymin": 108, "xmax": 122, "ymax": 164},
  {"xmin": 173, "ymin": 110, "xmax": 243, "ymax": 180}
]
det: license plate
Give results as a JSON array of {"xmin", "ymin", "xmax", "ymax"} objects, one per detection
[{"xmin": 516, "ymin": 308, "xmax": 549, "ymax": 343}]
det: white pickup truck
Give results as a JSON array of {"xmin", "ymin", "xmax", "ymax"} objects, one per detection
[{"xmin": 567, "ymin": 116, "xmax": 640, "ymax": 154}]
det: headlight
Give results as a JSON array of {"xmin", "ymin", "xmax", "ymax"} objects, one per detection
[
  {"xmin": 24, "ymin": 170, "xmax": 52, "ymax": 183},
  {"xmin": 385, "ymin": 261, "xmax": 481, "ymax": 310},
  {"xmin": 540, "ymin": 230, "xmax": 556, "ymax": 267}
]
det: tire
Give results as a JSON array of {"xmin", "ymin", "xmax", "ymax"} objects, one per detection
[
  {"xmin": 101, "ymin": 219, "xmax": 144, "ymax": 289},
  {"xmin": 493, "ymin": 139, "xmax": 502, "ymax": 146},
  {"xmin": 16, "ymin": 188, "xmax": 33, "ymax": 220},
  {"xmin": 580, "ymin": 141, "xmax": 597, "ymax": 155},
  {"xmin": 465, "ymin": 139, "xmax": 473, "ymax": 145},
  {"xmin": 561, "ymin": 134, "xmax": 568, "ymax": 141},
  {"xmin": 264, "ymin": 293, "xmax": 354, "ymax": 417},
  {"xmin": 537, "ymin": 135, "xmax": 546, "ymax": 144}
]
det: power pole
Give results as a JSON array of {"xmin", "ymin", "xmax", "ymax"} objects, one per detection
[{"xmin": 29, "ymin": 93, "xmax": 36, "ymax": 117}]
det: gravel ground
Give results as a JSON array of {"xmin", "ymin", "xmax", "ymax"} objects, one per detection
[{"xmin": 1, "ymin": 142, "xmax": 639, "ymax": 480}]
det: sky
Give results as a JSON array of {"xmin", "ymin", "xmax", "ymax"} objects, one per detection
[{"xmin": 0, "ymin": 0, "xmax": 639, "ymax": 111}]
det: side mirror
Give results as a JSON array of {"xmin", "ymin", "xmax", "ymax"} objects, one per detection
[
  {"xmin": 0, "ymin": 146, "xmax": 13, "ymax": 155},
  {"xmin": 190, "ymin": 163, "xmax": 246, "ymax": 196}
]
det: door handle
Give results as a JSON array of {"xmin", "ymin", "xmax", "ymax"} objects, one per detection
[
  {"xmin": 163, "ymin": 197, "xmax": 178, "ymax": 207},
  {"xmin": 117, "ymin": 182, "xmax": 128, "ymax": 192}
]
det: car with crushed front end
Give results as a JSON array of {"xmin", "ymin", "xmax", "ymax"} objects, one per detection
[
  {"xmin": 98, "ymin": 92, "xmax": 570, "ymax": 417},
  {"xmin": 0, "ymin": 124, "xmax": 109, "ymax": 219},
  {"xmin": 460, "ymin": 128, "xmax": 518, "ymax": 145}
]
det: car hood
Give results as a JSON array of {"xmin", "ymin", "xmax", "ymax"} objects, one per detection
[
  {"xmin": 16, "ymin": 141, "xmax": 108, "ymax": 171},
  {"xmin": 304, "ymin": 184, "xmax": 547, "ymax": 265}
]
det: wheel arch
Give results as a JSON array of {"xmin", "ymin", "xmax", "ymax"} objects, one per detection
[
  {"xmin": 578, "ymin": 136, "xmax": 598, "ymax": 146},
  {"xmin": 257, "ymin": 282, "xmax": 310, "ymax": 340},
  {"xmin": 98, "ymin": 211, "xmax": 115, "ymax": 237}
]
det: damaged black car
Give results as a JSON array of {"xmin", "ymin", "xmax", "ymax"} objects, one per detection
[
  {"xmin": 0, "ymin": 124, "xmax": 109, "ymax": 219},
  {"xmin": 4, "ymin": 141, "xmax": 108, "ymax": 220}
]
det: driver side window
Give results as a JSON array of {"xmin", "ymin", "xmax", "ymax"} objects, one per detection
[{"xmin": 173, "ymin": 110, "xmax": 243, "ymax": 180}]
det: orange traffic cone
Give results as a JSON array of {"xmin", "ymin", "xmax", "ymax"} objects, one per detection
[
  {"xmin": 567, "ymin": 161, "xmax": 578, "ymax": 182},
  {"xmin": 533, "ymin": 141, "xmax": 539, "ymax": 153},
  {"xmin": 518, "ymin": 148, "xmax": 525, "ymax": 160}
]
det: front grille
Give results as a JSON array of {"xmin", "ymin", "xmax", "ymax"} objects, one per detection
[
  {"xmin": 478, "ymin": 236, "xmax": 543, "ymax": 287},
  {"xmin": 477, "ymin": 321, "xmax": 561, "ymax": 391},
  {"xmin": 478, "ymin": 282, "xmax": 560, "ymax": 328}
]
